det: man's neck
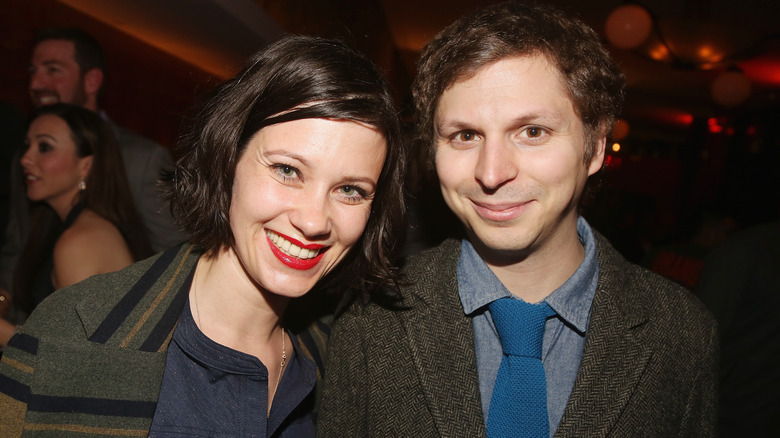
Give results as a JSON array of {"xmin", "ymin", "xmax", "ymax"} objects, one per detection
[
  {"xmin": 479, "ymin": 227, "xmax": 585, "ymax": 303},
  {"xmin": 82, "ymin": 98, "xmax": 99, "ymax": 113}
]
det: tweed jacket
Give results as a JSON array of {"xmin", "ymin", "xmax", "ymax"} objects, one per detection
[
  {"xmin": 0, "ymin": 244, "xmax": 329, "ymax": 437},
  {"xmin": 318, "ymin": 234, "xmax": 718, "ymax": 437}
]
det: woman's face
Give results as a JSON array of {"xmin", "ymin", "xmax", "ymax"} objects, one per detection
[
  {"xmin": 229, "ymin": 117, "xmax": 386, "ymax": 298},
  {"xmin": 21, "ymin": 114, "xmax": 92, "ymax": 219}
]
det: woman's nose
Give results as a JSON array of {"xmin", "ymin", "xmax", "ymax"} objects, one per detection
[
  {"xmin": 288, "ymin": 193, "xmax": 332, "ymax": 239},
  {"xmin": 20, "ymin": 146, "xmax": 34, "ymax": 167}
]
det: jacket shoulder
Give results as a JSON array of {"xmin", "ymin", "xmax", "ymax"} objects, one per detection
[
  {"xmin": 23, "ymin": 244, "xmax": 198, "ymax": 341},
  {"xmin": 594, "ymin": 232, "xmax": 715, "ymax": 333}
]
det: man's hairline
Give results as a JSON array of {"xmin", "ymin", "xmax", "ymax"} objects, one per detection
[{"xmin": 33, "ymin": 38, "xmax": 103, "ymax": 77}]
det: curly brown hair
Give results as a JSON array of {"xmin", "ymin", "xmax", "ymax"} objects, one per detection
[{"xmin": 412, "ymin": 1, "xmax": 625, "ymax": 166}]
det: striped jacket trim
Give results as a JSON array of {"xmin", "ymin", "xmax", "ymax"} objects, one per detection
[{"xmin": 0, "ymin": 244, "xmax": 330, "ymax": 436}]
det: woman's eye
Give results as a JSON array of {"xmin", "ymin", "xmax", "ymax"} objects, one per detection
[
  {"xmin": 341, "ymin": 185, "xmax": 360, "ymax": 196},
  {"xmin": 279, "ymin": 165, "xmax": 295, "ymax": 177},
  {"xmin": 339, "ymin": 185, "xmax": 368, "ymax": 202},
  {"xmin": 38, "ymin": 142, "xmax": 52, "ymax": 153},
  {"xmin": 273, "ymin": 164, "xmax": 300, "ymax": 181}
]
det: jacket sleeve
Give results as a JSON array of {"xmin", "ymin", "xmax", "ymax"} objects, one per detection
[
  {"xmin": 0, "ymin": 331, "xmax": 39, "ymax": 437},
  {"xmin": 317, "ymin": 305, "xmax": 369, "ymax": 437}
]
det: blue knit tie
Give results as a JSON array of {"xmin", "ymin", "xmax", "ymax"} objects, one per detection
[{"xmin": 487, "ymin": 297, "xmax": 555, "ymax": 438}]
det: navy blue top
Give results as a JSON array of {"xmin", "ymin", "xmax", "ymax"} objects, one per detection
[{"xmin": 149, "ymin": 299, "xmax": 318, "ymax": 437}]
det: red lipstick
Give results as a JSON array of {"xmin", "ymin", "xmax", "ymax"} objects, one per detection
[{"xmin": 266, "ymin": 232, "xmax": 326, "ymax": 270}]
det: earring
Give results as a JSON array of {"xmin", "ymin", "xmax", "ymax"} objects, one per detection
[{"xmin": 79, "ymin": 180, "xmax": 87, "ymax": 191}]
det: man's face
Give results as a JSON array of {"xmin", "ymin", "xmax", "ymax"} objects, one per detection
[
  {"xmin": 29, "ymin": 39, "xmax": 88, "ymax": 107},
  {"xmin": 433, "ymin": 55, "xmax": 604, "ymax": 263}
]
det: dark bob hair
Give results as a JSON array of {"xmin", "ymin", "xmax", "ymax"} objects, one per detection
[
  {"xmin": 413, "ymin": 1, "xmax": 626, "ymax": 165},
  {"xmin": 165, "ymin": 35, "xmax": 406, "ymax": 295}
]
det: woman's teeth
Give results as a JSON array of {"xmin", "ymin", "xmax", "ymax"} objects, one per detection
[{"xmin": 267, "ymin": 231, "xmax": 321, "ymax": 259}]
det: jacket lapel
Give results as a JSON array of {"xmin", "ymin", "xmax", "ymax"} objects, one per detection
[
  {"xmin": 399, "ymin": 240, "xmax": 487, "ymax": 437},
  {"xmin": 556, "ymin": 235, "xmax": 653, "ymax": 437}
]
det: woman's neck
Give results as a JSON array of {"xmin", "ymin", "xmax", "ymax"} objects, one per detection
[
  {"xmin": 49, "ymin": 191, "xmax": 82, "ymax": 221},
  {"xmin": 190, "ymin": 249, "xmax": 289, "ymax": 357}
]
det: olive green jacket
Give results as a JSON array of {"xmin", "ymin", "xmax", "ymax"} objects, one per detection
[
  {"xmin": 318, "ymin": 234, "xmax": 718, "ymax": 437},
  {"xmin": 0, "ymin": 244, "xmax": 329, "ymax": 437}
]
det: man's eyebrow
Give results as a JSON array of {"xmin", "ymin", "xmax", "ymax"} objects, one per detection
[
  {"xmin": 29, "ymin": 59, "xmax": 64, "ymax": 72},
  {"xmin": 436, "ymin": 112, "xmax": 562, "ymax": 134},
  {"xmin": 436, "ymin": 119, "xmax": 474, "ymax": 134}
]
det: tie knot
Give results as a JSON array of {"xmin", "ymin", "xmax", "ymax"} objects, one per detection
[{"xmin": 489, "ymin": 297, "xmax": 554, "ymax": 358}]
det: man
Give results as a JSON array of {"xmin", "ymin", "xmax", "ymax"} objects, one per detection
[
  {"xmin": 0, "ymin": 28, "xmax": 186, "ymax": 301},
  {"xmin": 318, "ymin": 3, "xmax": 717, "ymax": 437}
]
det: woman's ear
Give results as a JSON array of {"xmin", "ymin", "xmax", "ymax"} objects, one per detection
[{"xmin": 78, "ymin": 155, "xmax": 94, "ymax": 180}]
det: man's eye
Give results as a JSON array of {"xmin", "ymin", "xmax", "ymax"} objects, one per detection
[{"xmin": 456, "ymin": 131, "xmax": 477, "ymax": 141}]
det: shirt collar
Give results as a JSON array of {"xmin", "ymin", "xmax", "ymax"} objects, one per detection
[{"xmin": 457, "ymin": 216, "xmax": 599, "ymax": 334}]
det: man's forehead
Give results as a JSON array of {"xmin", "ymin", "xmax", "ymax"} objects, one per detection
[{"xmin": 32, "ymin": 39, "xmax": 77, "ymax": 63}]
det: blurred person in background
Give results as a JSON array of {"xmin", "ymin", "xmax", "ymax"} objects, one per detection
[
  {"xmin": 0, "ymin": 27, "xmax": 185, "ymax": 324},
  {"xmin": 697, "ymin": 220, "xmax": 780, "ymax": 437},
  {"xmin": 0, "ymin": 103, "xmax": 152, "ymax": 347}
]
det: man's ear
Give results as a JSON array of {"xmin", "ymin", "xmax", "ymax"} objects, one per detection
[
  {"xmin": 83, "ymin": 68, "xmax": 103, "ymax": 97},
  {"xmin": 587, "ymin": 134, "xmax": 607, "ymax": 176}
]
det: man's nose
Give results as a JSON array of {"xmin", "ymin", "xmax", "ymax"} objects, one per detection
[{"xmin": 474, "ymin": 138, "xmax": 519, "ymax": 191}]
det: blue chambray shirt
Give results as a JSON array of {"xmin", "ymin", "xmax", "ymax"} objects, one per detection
[{"xmin": 458, "ymin": 216, "xmax": 599, "ymax": 436}]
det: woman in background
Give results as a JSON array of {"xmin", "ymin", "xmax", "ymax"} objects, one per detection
[
  {"xmin": 0, "ymin": 103, "xmax": 151, "ymax": 346},
  {"xmin": 0, "ymin": 36, "xmax": 406, "ymax": 437}
]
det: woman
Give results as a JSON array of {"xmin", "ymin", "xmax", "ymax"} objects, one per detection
[
  {"xmin": 0, "ymin": 104, "xmax": 151, "ymax": 346},
  {"xmin": 0, "ymin": 36, "xmax": 406, "ymax": 437}
]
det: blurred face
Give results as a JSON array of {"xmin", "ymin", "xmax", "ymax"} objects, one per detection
[
  {"xmin": 22, "ymin": 114, "xmax": 92, "ymax": 219},
  {"xmin": 29, "ymin": 39, "xmax": 87, "ymax": 107},
  {"xmin": 434, "ymin": 55, "xmax": 604, "ymax": 262},
  {"xmin": 229, "ymin": 117, "xmax": 386, "ymax": 298}
]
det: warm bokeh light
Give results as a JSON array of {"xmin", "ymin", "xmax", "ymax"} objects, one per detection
[
  {"xmin": 604, "ymin": 154, "xmax": 623, "ymax": 168},
  {"xmin": 711, "ymin": 70, "xmax": 752, "ymax": 106},
  {"xmin": 697, "ymin": 45, "xmax": 723, "ymax": 64},
  {"xmin": 649, "ymin": 44, "xmax": 671, "ymax": 62},
  {"xmin": 708, "ymin": 117, "xmax": 724, "ymax": 134},
  {"xmin": 612, "ymin": 143, "xmax": 621, "ymax": 152},
  {"xmin": 605, "ymin": 4, "xmax": 653, "ymax": 49},
  {"xmin": 612, "ymin": 118, "xmax": 630, "ymax": 140},
  {"xmin": 739, "ymin": 57, "xmax": 780, "ymax": 86}
]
